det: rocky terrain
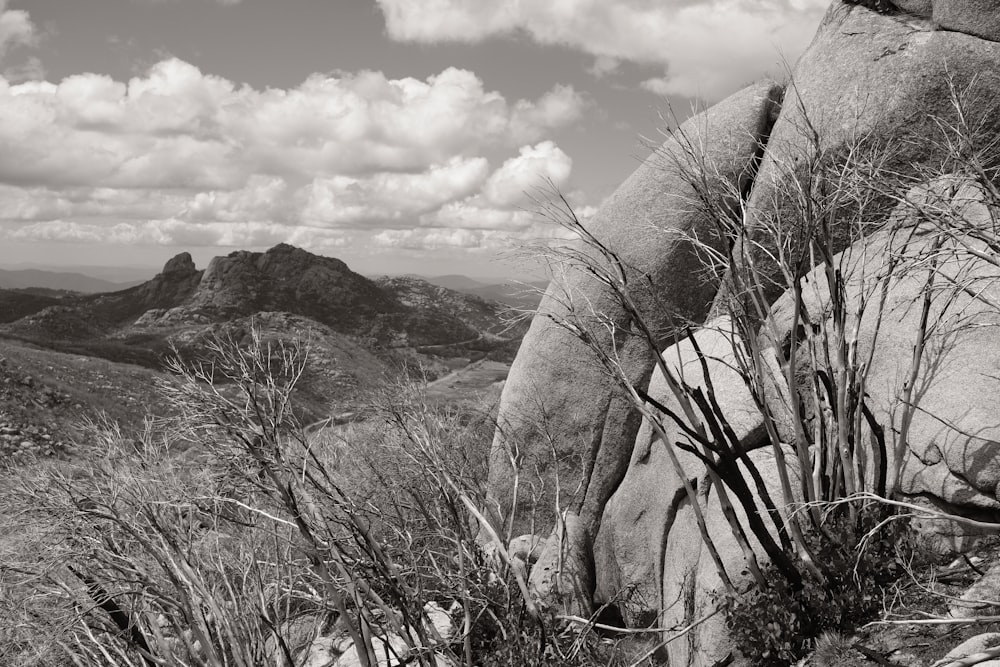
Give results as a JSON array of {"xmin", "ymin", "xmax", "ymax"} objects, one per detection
[
  {"xmin": 11, "ymin": 2, "xmax": 1000, "ymax": 666},
  {"xmin": 0, "ymin": 243, "xmax": 519, "ymax": 373},
  {"xmin": 487, "ymin": 2, "xmax": 1000, "ymax": 665},
  {"xmin": 0, "ymin": 244, "xmax": 522, "ymax": 466},
  {"xmin": 0, "ymin": 338, "xmax": 166, "ymax": 461}
]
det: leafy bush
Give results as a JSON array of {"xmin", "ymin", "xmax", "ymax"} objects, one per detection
[{"xmin": 722, "ymin": 505, "xmax": 915, "ymax": 666}]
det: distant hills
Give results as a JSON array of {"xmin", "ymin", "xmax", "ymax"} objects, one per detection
[
  {"xmin": 0, "ymin": 268, "xmax": 142, "ymax": 294},
  {"xmin": 0, "ymin": 245, "xmax": 528, "ymax": 410},
  {"xmin": 425, "ymin": 274, "xmax": 546, "ymax": 310},
  {"xmin": 0, "ymin": 264, "xmax": 545, "ymax": 309},
  {"xmin": 1, "ymin": 244, "xmax": 522, "ymax": 345}
]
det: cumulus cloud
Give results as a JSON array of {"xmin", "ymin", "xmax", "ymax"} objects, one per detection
[
  {"xmin": 376, "ymin": 0, "xmax": 829, "ymax": 100},
  {"xmin": 481, "ymin": 141, "xmax": 571, "ymax": 208},
  {"xmin": 0, "ymin": 59, "xmax": 586, "ymax": 254},
  {"xmin": 0, "ymin": 0, "xmax": 35, "ymax": 59},
  {"xmin": 8, "ymin": 219, "xmax": 347, "ymax": 249},
  {"xmin": 303, "ymin": 157, "xmax": 491, "ymax": 226},
  {"xmin": 0, "ymin": 60, "xmax": 584, "ymax": 188}
]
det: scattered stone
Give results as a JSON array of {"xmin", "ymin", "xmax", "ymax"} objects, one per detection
[
  {"xmin": 951, "ymin": 563, "xmax": 1000, "ymax": 618},
  {"xmin": 528, "ymin": 512, "xmax": 594, "ymax": 617},
  {"xmin": 942, "ymin": 633, "xmax": 1000, "ymax": 666}
]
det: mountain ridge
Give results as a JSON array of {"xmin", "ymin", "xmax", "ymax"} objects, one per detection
[{"xmin": 1, "ymin": 243, "xmax": 521, "ymax": 368}]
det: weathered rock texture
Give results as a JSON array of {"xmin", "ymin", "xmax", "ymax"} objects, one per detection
[
  {"xmin": 527, "ymin": 512, "xmax": 594, "ymax": 617},
  {"xmin": 494, "ymin": 2, "xmax": 1000, "ymax": 665},
  {"xmin": 486, "ymin": 80, "xmax": 784, "ymax": 536},
  {"xmin": 767, "ymin": 179, "xmax": 1000, "ymax": 538},
  {"xmin": 941, "ymin": 633, "xmax": 1000, "ymax": 667},
  {"xmin": 592, "ymin": 319, "xmax": 801, "ymax": 666},
  {"xmin": 587, "ymin": 178, "xmax": 1000, "ymax": 666},
  {"xmin": 926, "ymin": 1, "xmax": 1000, "ymax": 42},
  {"xmin": 728, "ymin": 1, "xmax": 1000, "ymax": 303},
  {"xmin": 592, "ymin": 318, "xmax": 765, "ymax": 623}
]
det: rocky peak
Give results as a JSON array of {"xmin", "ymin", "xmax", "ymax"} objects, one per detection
[
  {"xmin": 188, "ymin": 244, "xmax": 398, "ymax": 327},
  {"xmin": 160, "ymin": 252, "xmax": 197, "ymax": 279}
]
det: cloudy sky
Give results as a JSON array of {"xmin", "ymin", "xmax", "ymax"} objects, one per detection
[{"xmin": 0, "ymin": 0, "xmax": 827, "ymax": 279}]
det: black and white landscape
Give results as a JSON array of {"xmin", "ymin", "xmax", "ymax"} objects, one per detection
[{"xmin": 6, "ymin": 2, "xmax": 1000, "ymax": 667}]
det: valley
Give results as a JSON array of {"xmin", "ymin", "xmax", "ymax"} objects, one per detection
[{"xmin": 0, "ymin": 243, "xmax": 531, "ymax": 461}]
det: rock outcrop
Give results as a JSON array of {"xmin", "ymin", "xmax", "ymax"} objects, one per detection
[
  {"xmin": 114, "ymin": 251, "xmax": 204, "ymax": 316},
  {"xmin": 189, "ymin": 243, "xmax": 398, "ymax": 326},
  {"xmin": 728, "ymin": 1, "xmax": 1000, "ymax": 304},
  {"xmin": 903, "ymin": 1, "xmax": 1000, "ymax": 43},
  {"xmin": 486, "ymin": 80, "xmax": 784, "ymax": 537},
  {"xmin": 592, "ymin": 318, "xmax": 765, "ymax": 623},
  {"xmin": 575, "ymin": 180, "xmax": 1000, "ymax": 663},
  {"xmin": 492, "ymin": 1, "xmax": 1000, "ymax": 665},
  {"xmin": 766, "ymin": 179, "xmax": 1000, "ymax": 541}
]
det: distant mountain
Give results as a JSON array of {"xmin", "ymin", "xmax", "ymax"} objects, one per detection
[
  {"xmin": 1, "ymin": 244, "xmax": 521, "ymax": 370},
  {"xmin": 426, "ymin": 274, "xmax": 490, "ymax": 291},
  {"xmin": 0, "ymin": 268, "xmax": 142, "ymax": 293},
  {"xmin": 424, "ymin": 275, "xmax": 547, "ymax": 310},
  {"xmin": 5, "ymin": 252, "xmax": 204, "ymax": 342},
  {"xmin": 376, "ymin": 275, "xmax": 511, "ymax": 337}
]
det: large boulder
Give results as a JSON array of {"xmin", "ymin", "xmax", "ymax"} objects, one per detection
[
  {"xmin": 928, "ymin": 1, "xmax": 1000, "ymax": 42},
  {"xmin": 485, "ymin": 80, "xmax": 784, "ymax": 537},
  {"xmin": 726, "ymin": 1, "xmax": 1000, "ymax": 305},
  {"xmin": 767, "ymin": 178, "xmax": 1000, "ymax": 538},
  {"xmin": 669, "ymin": 446, "xmax": 802, "ymax": 667},
  {"xmin": 592, "ymin": 318, "xmax": 799, "ymax": 666},
  {"xmin": 592, "ymin": 318, "xmax": 767, "ymax": 625}
]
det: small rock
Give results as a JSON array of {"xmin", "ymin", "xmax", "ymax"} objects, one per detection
[
  {"xmin": 528, "ymin": 512, "xmax": 594, "ymax": 617},
  {"xmin": 942, "ymin": 633, "xmax": 1000, "ymax": 666},
  {"xmin": 951, "ymin": 564, "xmax": 1000, "ymax": 618}
]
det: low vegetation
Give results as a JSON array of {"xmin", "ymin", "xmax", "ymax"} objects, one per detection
[{"xmin": 0, "ymin": 330, "xmax": 624, "ymax": 667}]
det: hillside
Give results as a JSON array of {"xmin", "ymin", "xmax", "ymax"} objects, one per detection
[
  {"xmin": 0, "ymin": 244, "xmax": 523, "ymax": 425},
  {"xmin": 376, "ymin": 275, "xmax": 513, "ymax": 337},
  {"xmin": 0, "ymin": 289, "xmax": 61, "ymax": 324},
  {"xmin": 1, "ymin": 244, "xmax": 519, "ymax": 364}
]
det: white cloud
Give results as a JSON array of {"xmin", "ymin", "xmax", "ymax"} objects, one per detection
[
  {"xmin": 7, "ymin": 218, "xmax": 347, "ymax": 249},
  {"xmin": 0, "ymin": 60, "xmax": 584, "ymax": 189},
  {"xmin": 0, "ymin": 0, "xmax": 35, "ymax": 60},
  {"xmin": 481, "ymin": 141, "xmax": 572, "ymax": 208},
  {"xmin": 303, "ymin": 156, "xmax": 491, "ymax": 226},
  {"xmin": 376, "ymin": 0, "xmax": 829, "ymax": 100},
  {"xmin": 0, "ymin": 58, "xmax": 589, "ymax": 254}
]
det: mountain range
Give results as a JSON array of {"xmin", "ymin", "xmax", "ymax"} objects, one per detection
[
  {"xmin": 0, "ymin": 263, "xmax": 545, "ymax": 308},
  {"xmin": 0, "ymin": 244, "xmax": 529, "ymax": 418}
]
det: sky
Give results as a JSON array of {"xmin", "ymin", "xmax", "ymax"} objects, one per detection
[{"xmin": 0, "ymin": 0, "xmax": 828, "ymax": 280}]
